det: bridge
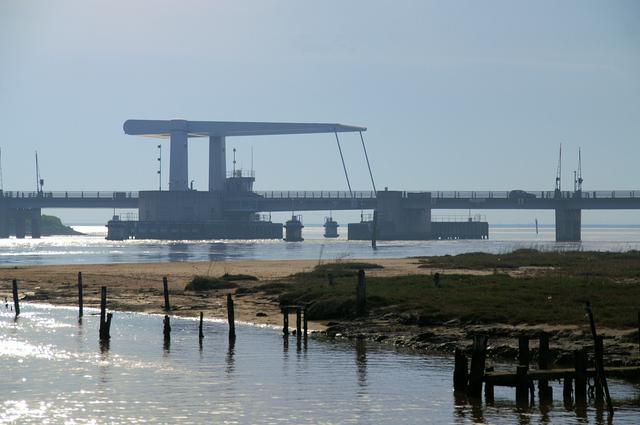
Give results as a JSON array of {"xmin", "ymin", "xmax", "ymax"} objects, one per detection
[
  {"xmin": 1, "ymin": 118, "xmax": 638, "ymax": 242},
  {"xmin": 2, "ymin": 189, "xmax": 638, "ymax": 241}
]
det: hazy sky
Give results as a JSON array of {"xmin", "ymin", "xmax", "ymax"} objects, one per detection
[{"xmin": 1, "ymin": 1, "xmax": 638, "ymax": 224}]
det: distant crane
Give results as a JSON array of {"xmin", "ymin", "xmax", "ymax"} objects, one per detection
[{"xmin": 554, "ymin": 144, "xmax": 562, "ymax": 198}]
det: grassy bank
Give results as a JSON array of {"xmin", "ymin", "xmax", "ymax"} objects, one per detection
[{"xmin": 266, "ymin": 251, "xmax": 640, "ymax": 329}]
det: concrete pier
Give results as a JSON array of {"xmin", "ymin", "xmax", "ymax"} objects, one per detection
[
  {"xmin": 15, "ymin": 209, "xmax": 27, "ymax": 239},
  {"xmin": 30, "ymin": 208, "xmax": 42, "ymax": 239},
  {"xmin": 284, "ymin": 215, "xmax": 304, "ymax": 242},
  {"xmin": 209, "ymin": 136, "xmax": 226, "ymax": 191},
  {"xmin": 323, "ymin": 217, "xmax": 339, "ymax": 238},
  {"xmin": 555, "ymin": 208, "xmax": 581, "ymax": 242},
  {"xmin": 0, "ymin": 206, "xmax": 9, "ymax": 238}
]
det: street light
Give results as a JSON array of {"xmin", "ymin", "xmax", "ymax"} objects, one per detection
[{"xmin": 157, "ymin": 144, "xmax": 162, "ymax": 191}]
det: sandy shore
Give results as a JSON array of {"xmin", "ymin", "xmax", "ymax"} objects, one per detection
[
  {"xmin": 0, "ymin": 258, "xmax": 441, "ymax": 330},
  {"xmin": 2, "ymin": 258, "xmax": 637, "ymax": 366}
]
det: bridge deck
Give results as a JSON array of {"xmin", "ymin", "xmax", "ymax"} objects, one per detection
[{"xmin": 2, "ymin": 190, "xmax": 639, "ymax": 211}]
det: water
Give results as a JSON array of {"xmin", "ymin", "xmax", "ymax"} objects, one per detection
[
  {"xmin": 1, "ymin": 225, "xmax": 639, "ymax": 266},
  {"xmin": 2, "ymin": 304, "xmax": 639, "ymax": 424}
]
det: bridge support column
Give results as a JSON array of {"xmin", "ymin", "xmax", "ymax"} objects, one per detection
[
  {"xmin": 30, "ymin": 208, "xmax": 42, "ymax": 239},
  {"xmin": 209, "ymin": 136, "xmax": 226, "ymax": 191},
  {"xmin": 555, "ymin": 208, "xmax": 581, "ymax": 242},
  {"xmin": 0, "ymin": 207, "xmax": 9, "ymax": 238},
  {"xmin": 375, "ymin": 191, "xmax": 431, "ymax": 239},
  {"xmin": 15, "ymin": 209, "xmax": 27, "ymax": 239},
  {"xmin": 169, "ymin": 120, "xmax": 189, "ymax": 191}
]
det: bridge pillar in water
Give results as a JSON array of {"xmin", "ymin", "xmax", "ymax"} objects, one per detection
[
  {"xmin": 209, "ymin": 136, "xmax": 226, "ymax": 191},
  {"xmin": 284, "ymin": 215, "xmax": 304, "ymax": 242},
  {"xmin": 375, "ymin": 190, "xmax": 431, "ymax": 239},
  {"xmin": 0, "ymin": 206, "xmax": 9, "ymax": 238},
  {"xmin": 555, "ymin": 208, "xmax": 581, "ymax": 242},
  {"xmin": 169, "ymin": 120, "xmax": 189, "ymax": 191},
  {"xmin": 15, "ymin": 209, "xmax": 27, "ymax": 239},
  {"xmin": 30, "ymin": 208, "xmax": 42, "ymax": 239}
]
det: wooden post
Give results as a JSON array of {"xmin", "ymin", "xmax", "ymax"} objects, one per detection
[
  {"xmin": 77, "ymin": 272, "xmax": 84, "ymax": 319},
  {"xmin": 303, "ymin": 307, "xmax": 308, "ymax": 338},
  {"xmin": 453, "ymin": 348, "xmax": 468, "ymax": 392},
  {"xmin": 538, "ymin": 332, "xmax": 553, "ymax": 403},
  {"xmin": 105, "ymin": 312, "xmax": 112, "ymax": 337},
  {"xmin": 296, "ymin": 307, "xmax": 302, "ymax": 339},
  {"xmin": 199, "ymin": 311, "xmax": 204, "ymax": 340},
  {"xmin": 11, "ymin": 279, "xmax": 20, "ymax": 317},
  {"xmin": 328, "ymin": 273, "xmax": 334, "ymax": 286},
  {"xmin": 163, "ymin": 315, "xmax": 171, "ymax": 340},
  {"xmin": 574, "ymin": 349, "xmax": 587, "ymax": 404},
  {"xmin": 99, "ymin": 286, "xmax": 107, "ymax": 340},
  {"xmin": 282, "ymin": 309, "xmax": 289, "ymax": 336},
  {"xmin": 466, "ymin": 335, "xmax": 488, "ymax": 399},
  {"xmin": 484, "ymin": 366, "xmax": 495, "ymax": 405},
  {"xmin": 356, "ymin": 269, "xmax": 366, "ymax": 316},
  {"xmin": 595, "ymin": 336, "xmax": 604, "ymax": 403},
  {"xmin": 163, "ymin": 276, "xmax": 170, "ymax": 312},
  {"xmin": 371, "ymin": 210, "xmax": 378, "ymax": 250},
  {"xmin": 515, "ymin": 365, "xmax": 529, "ymax": 406},
  {"xmin": 518, "ymin": 335, "xmax": 529, "ymax": 367},
  {"xmin": 563, "ymin": 375, "xmax": 573, "ymax": 404},
  {"xmin": 227, "ymin": 294, "xmax": 235, "ymax": 339},
  {"xmin": 585, "ymin": 301, "xmax": 614, "ymax": 416}
]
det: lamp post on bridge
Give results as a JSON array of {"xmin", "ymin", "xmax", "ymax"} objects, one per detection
[{"xmin": 157, "ymin": 144, "xmax": 162, "ymax": 191}]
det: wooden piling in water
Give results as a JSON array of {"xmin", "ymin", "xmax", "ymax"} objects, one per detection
[
  {"xmin": 296, "ymin": 307, "xmax": 302, "ymax": 339},
  {"xmin": 586, "ymin": 301, "xmax": 614, "ymax": 416},
  {"xmin": 163, "ymin": 276, "xmax": 170, "ymax": 312},
  {"xmin": 595, "ymin": 336, "xmax": 605, "ymax": 403},
  {"xmin": 515, "ymin": 365, "xmax": 529, "ymax": 406},
  {"xmin": 518, "ymin": 335, "xmax": 529, "ymax": 367},
  {"xmin": 538, "ymin": 332, "xmax": 553, "ymax": 403},
  {"xmin": 356, "ymin": 269, "xmax": 366, "ymax": 316},
  {"xmin": 99, "ymin": 286, "xmax": 111, "ymax": 341},
  {"xmin": 227, "ymin": 294, "xmax": 236, "ymax": 339},
  {"xmin": 282, "ymin": 309, "xmax": 289, "ymax": 336},
  {"xmin": 199, "ymin": 312, "xmax": 204, "ymax": 340},
  {"xmin": 574, "ymin": 349, "xmax": 587, "ymax": 404},
  {"xmin": 453, "ymin": 348, "xmax": 468, "ymax": 392},
  {"xmin": 563, "ymin": 375, "xmax": 573, "ymax": 404},
  {"xmin": 11, "ymin": 279, "xmax": 20, "ymax": 317},
  {"xmin": 303, "ymin": 307, "xmax": 308, "ymax": 338},
  {"xmin": 484, "ymin": 366, "xmax": 495, "ymax": 404},
  {"xmin": 466, "ymin": 335, "xmax": 488, "ymax": 398},
  {"xmin": 163, "ymin": 315, "xmax": 171, "ymax": 340},
  {"xmin": 77, "ymin": 272, "xmax": 83, "ymax": 319},
  {"xmin": 371, "ymin": 210, "xmax": 378, "ymax": 250}
]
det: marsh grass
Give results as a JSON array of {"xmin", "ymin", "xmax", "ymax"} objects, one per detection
[{"xmin": 269, "ymin": 251, "xmax": 640, "ymax": 327}]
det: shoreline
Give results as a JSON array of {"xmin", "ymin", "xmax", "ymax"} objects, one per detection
[{"xmin": 2, "ymin": 256, "xmax": 639, "ymax": 367}]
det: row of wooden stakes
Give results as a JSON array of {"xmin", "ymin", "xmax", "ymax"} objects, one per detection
[{"xmin": 8, "ymin": 272, "xmax": 326, "ymax": 343}]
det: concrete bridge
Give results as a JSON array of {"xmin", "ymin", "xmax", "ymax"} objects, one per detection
[{"xmin": 2, "ymin": 188, "xmax": 638, "ymax": 241}]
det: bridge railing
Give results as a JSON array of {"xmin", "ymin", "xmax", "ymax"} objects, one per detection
[
  {"xmin": 255, "ymin": 191, "xmax": 376, "ymax": 199},
  {"xmin": 0, "ymin": 191, "xmax": 139, "ymax": 199}
]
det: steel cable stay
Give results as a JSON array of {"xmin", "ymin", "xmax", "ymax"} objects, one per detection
[
  {"xmin": 334, "ymin": 132, "xmax": 353, "ymax": 198},
  {"xmin": 359, "ymin": 131, "xmax": 377, "ymax": 195}
]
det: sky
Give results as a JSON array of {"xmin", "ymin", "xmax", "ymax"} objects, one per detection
[{"xmin": 1, "ymin": 1, "xmax": 639, "ymax": 225}]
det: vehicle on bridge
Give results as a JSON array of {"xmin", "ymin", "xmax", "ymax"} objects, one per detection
[{"xmin": 508, "ymin": 190, "xmax": 536, "ymax": 199}]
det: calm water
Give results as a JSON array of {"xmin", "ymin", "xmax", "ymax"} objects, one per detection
[
  {"xmin": 2, "ymin": 304, "xmax": 639, "ymax": 424},
  {"xmin": 1, "ymin": 225, "xmax": 640, "ymax": 266}
]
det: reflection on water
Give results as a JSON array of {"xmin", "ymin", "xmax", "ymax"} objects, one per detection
[
  {"xmin": 1, "ymin": 304, "xmax": 639, "ymax": 424},
  {"xmin": 1, "ymin": 226, "xmax": 640, "ymax": 266}
]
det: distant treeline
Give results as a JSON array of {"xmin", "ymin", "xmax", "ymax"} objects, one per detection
[{"xmin": 5, "ymin": 214, "xmax": 83, "ymax": 236}]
